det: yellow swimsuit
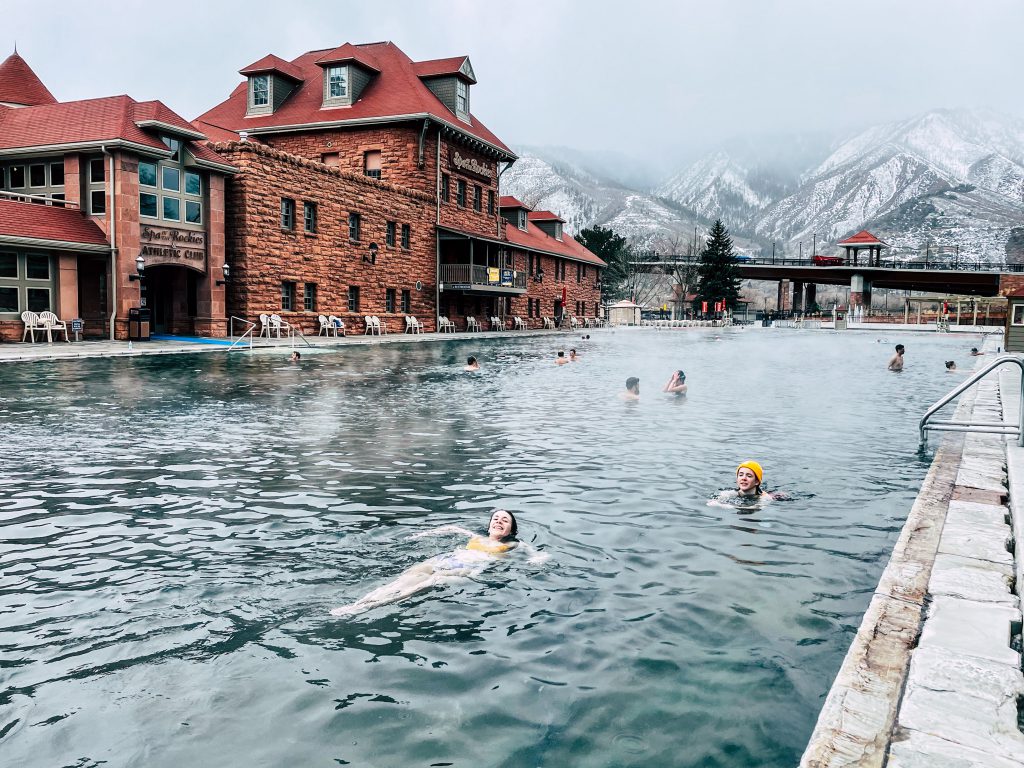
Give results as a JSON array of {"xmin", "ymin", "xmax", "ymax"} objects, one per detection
[{"xmin": 465, "ymin": 537, "xmax": 512, "ymax": 554}]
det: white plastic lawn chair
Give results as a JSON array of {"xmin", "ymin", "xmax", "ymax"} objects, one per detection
[
  {"xmin": 39, "ymin": 311, "xmax": 69, "ymax": 343},
  {"xmin": 20, "ymin": 310, "xmax": 41, "ymax": 343}
]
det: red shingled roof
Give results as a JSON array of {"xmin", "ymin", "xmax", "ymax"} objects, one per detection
[
  {"xmin": 499, "ymin": 195, "xmax": 527, "ymax": 209},
  {"xmin": 504, "ymin": 220, "xmax": 606, "ymax": 268},
  {"xmin": 315, "ymin": 44, "xmax": 380, "ymax": 73},
  {"xmin": 837, "ymin": 229, "xmax": 887, "ymax": 246},
  {"xmin": 529, "ymin": 210, "xmax": 565, "ymax": 223},
  {"xmin": 239, "ymin": 54, "xmax": 305, "ymax": 82},
  {"xmin": 196, "ymin": 42, "xmax": 512, "ymax": 157},
  {"xmin": 0, "ymin": 52, "xmax": 57, "ymax": 106},
  {"xmin": 0, "ymin": 95, "xmax": 233, "ymax": 170},
  {"xmin": 0, "ymin": 199, "xmax": 109, "ymax": 247},
  {"xmin": 412, "ymin": 56, "xmax": 476, "ymax": 83}
]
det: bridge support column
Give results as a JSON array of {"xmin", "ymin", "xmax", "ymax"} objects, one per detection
[
  {"xmin": 849, "ymin": 274, "xmax": 871, "ymax": 311},
  {"xmin": 777, "ymin": 280, "xmax": 788, "ymax": 312},
  {"xmin": 804, "ymin": 283, "xmax": 817, "ymax": 313},
  {"xmin": 792, "ymin": 280, "xmax": 804, "ymax": 314}
]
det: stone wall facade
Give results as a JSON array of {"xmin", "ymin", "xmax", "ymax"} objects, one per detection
[{"xmin": 213, "ymin": 140, "xmax": 438, "ymax": 335}]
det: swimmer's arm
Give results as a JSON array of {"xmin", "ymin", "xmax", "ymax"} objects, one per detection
[
  {"xmin": 410, "ymin": 525, "xmax": 475, "ymax": 540},
  {"xmin": 516, "ymin": 540, "xmax": 550, "ymax": 565}
]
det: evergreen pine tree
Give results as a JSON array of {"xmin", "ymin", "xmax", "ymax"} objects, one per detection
[
  {"xmin": 694, "ymin": 219, "xmax": 742, "ymax": 312},
  {"xmin": 577, "ymin": 225, "xmax": 631, "ymax": 302}
]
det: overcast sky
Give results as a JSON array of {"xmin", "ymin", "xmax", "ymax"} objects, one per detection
[{"xmin": 7, "ymin": 0, "xmax": 1023, "ymax": 165}]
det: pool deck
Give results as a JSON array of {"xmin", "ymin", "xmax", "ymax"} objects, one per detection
[
  {"xmin": 0, "ymin": 327, "xmax": 594, "ymax": 365},
  {"xmin": 800, "ymin": 336, "xmax": 1024, "ymax": 767}
]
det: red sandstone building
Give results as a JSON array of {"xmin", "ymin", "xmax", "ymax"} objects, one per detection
[
  {"xmin": 0, "ymin": 51, "xmax": 235, "ymax": 341},
  {"xmin": 196, "ymin": 41, "xmax": 605, "ymax": 333},
  {"xmin": 0, "ymin": 42, "xmax": 604, "ymax": 342}
]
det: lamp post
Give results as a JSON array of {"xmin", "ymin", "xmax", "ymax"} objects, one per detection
[
  {"xmin": 129, "ymin": 254, "xmax": 145, "ymax": 281},
  {"xmin": 364, "ymin": 242, "xmax": 379, "ymax": 265}
]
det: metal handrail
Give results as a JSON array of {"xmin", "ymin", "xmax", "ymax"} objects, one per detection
[
  {"xmin": 228, "ymin": 316, "xmax": 256, "ymax": 351},
  {"xmin": 290, "ymin": 326, "xmax": 313, "ymax": 348},
  {"xmin": 919, "ymin": 354, "xmax": 1024, "ymax": 446}
]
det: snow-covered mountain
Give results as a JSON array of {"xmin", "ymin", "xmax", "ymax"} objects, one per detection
[
  {"xmin": 656, "ymin": 152, "xmax": 778, "ymax": 224},
  {"xmin": 503, "ymin": 109, "xmax": 1024, "ymax": 264},
  {"xmin": 500, "ymin": 149, "xmax": 709, "ymax": 251},
  {"xmin": 754, "ymin": 109, "xmax": 1024, "ymax": 262}
]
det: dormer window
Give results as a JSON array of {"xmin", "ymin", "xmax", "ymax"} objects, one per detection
[
  {"xmin": 518, "ymin": 210, "xmax": 527, "ymax": 230},
  {"xmin": 555, "ymin": 222, "xmax": 563, "ymax": 241},
  {"xmin": 251, "ymin": 76, "xmax": 269, "ymax": 107},
  {"xmin": 328, "ymin": 66, "xmax": 348, "ymax": 99},
  {"xmin": 456, "ymin": 80, "xmax": 469, "ymax": 115}
]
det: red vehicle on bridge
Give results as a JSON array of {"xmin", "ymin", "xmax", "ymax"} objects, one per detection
[{"xmin": 812, "ymin": 254, "xmax": 844, "ymax": 266}]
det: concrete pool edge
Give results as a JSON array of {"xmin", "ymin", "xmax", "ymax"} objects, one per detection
[
  {"xmin": 0, "ymin": 327, "xmax": 599, "ymax": 365},
  {"xmin": 800, "ymin": 344, "xmax": 1024, "ymax": 767}
]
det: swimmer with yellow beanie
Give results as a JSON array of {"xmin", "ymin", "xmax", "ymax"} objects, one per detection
[{"xmin": 735, "ymin": 461, "xmax": 764, "ymax": 498}]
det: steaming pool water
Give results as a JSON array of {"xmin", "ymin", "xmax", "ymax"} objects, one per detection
[{"xmin": 0, "ymin": 328, "xmax": 980, "ymax": 767}]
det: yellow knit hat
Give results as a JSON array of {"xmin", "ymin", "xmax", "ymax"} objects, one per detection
[{"xmin": 736, "ymin": 461, "xmax": 763, "ymax": 485}]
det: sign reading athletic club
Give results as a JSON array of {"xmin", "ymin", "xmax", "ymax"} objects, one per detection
[
  {"xmin": 139, "ymin": 225, "xmax": 207, "ymax": 272},
  {"xmin": 448, "ymin": 149, "xmax": 492, "ymax": 182}
]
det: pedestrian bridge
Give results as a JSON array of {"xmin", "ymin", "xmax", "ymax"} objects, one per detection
[{"xmin": 633, "ymin": 256, "xmax": 1024, "ymax": 297}]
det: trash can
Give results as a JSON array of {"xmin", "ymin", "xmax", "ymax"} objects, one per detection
[{"xmin": 128, "ymin": 307, "xmax": 151, "ymax": 341}]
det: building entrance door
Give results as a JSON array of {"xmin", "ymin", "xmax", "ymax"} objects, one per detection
[{"xmin": 143, "ymin": 265, "xmax": 196, "ymax": 335}]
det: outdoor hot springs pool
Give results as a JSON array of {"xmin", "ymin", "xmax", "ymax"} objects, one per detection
[{"xmin": 0, "ymin": 328, "xmax": 983, "ymax": 767}]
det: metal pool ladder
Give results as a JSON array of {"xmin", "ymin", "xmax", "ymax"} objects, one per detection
[{"xmin": 919, "ymin": 354, "xmax": 1024, "ymax": 447}]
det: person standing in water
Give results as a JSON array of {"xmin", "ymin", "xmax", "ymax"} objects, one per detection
[
  {"xmin": 331, "ymin": 510, "xmax": 543, "ymax": 616},
  {"xmin": 620, "ymin": 377, "xmax": 640, "ymax": 401},
  {"xmin": 464, "ymin": 356, "xmax": 480, "ymax": 371},
  {"xmin": 663, "ymin": 370, "xmax": 687, "ymax": 395},
  {"xmin": 888, "ymin": 344, "xmax": 905, "ymax": 372}
]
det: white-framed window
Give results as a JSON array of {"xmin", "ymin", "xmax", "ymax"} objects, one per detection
[
  {"xmin": 8, "ymin": 165, "xmax": 24, "ymax": 188},
  {"xmin": 364, "ymin": 150, "xmax": 381, "ymax": 179},
  {"xmin": 1013, "ymin": 305, "xmax": 1024, "ymax": 326},
  {"xmin": 139, "ymin": 161, "xmax": 158, "ymax": 188},
  {"xmin": 140, "ymin": 192, "xmax": 158, "ymax": 218},
  {"xmin": 517, "ymin": 210, "xmax": 526, "ymax": 230},
  {"xmin": 163, "ymin": 197, "xmax": 180, "ymax": 221},
  {"xmin": 139, "ymin": 146, "xmax": 202, "ymax": 226},
  {"xmin": 328, "ymin": 66, "xmax": 347, "ymax": 98},
  {"xmin": 456, "ymin": 80, "xmax": 469, "ymax": 114},
  {"xmin": 252, "ymin": 75, "xmax": 269, "ymax": 107},
  {"xmin": 162, "ymin": 166, "xmax": 180, "ymax": 192}
]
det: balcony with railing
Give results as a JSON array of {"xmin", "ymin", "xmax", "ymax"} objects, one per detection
[{"xmin": 439, "ymin": 263, "xmax": 527, "ymax": 293}]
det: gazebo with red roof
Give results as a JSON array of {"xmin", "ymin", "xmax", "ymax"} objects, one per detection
[{"xmin": 837, "ymin": 230, "xmax": 888, "ymax": 267}]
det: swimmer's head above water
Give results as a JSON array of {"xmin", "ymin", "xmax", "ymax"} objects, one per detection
[
  {"xmin": 487, "ymin": 509, "xmax": 518, "ymax": 541},
  {"xmin": 736, "ymin": 460, "xmax": 763, "ymax": 496}
]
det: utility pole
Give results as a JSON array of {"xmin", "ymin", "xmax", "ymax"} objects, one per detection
[
  {"xmin": 812, "ymin": 233, "xmax": 817, "ymax": 259},
  {"xmin": 772, "ymin": 241, "xmax": 776, "ymax": 264},
  {"xmin": 799, "ymin": 241, "xmax": 803, "ymax": 261}
]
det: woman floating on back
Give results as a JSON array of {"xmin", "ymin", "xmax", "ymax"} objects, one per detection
[{"xmin": 331, "ymin": 510, "xmax": 545, "ymax": 616}]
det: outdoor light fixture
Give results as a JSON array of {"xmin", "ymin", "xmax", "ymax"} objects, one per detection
[
  {"xmin": 216, "ymin": 263, "xmax": 230, "ymax": 286},
  {"xmin": 129, "ymin": 254, "xmax": 145, "ymax": 281},
  {"xmin": 364, "ymin": 242, "xmax": 379, "ymax": 265}
]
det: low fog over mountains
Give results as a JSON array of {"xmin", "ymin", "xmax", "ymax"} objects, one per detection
[{"xmin": 503, "ymin": 109, "xmax": 1024, "ymax": 265}]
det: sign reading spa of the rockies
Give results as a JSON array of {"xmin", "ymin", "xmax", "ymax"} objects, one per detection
[
  {"xmin": 139, "ymin": 225, "xmax": 207, "ymax": 272},
  {"xmin": 448, "ymin": 149, "xmax": 492, "ymax": 182}
]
